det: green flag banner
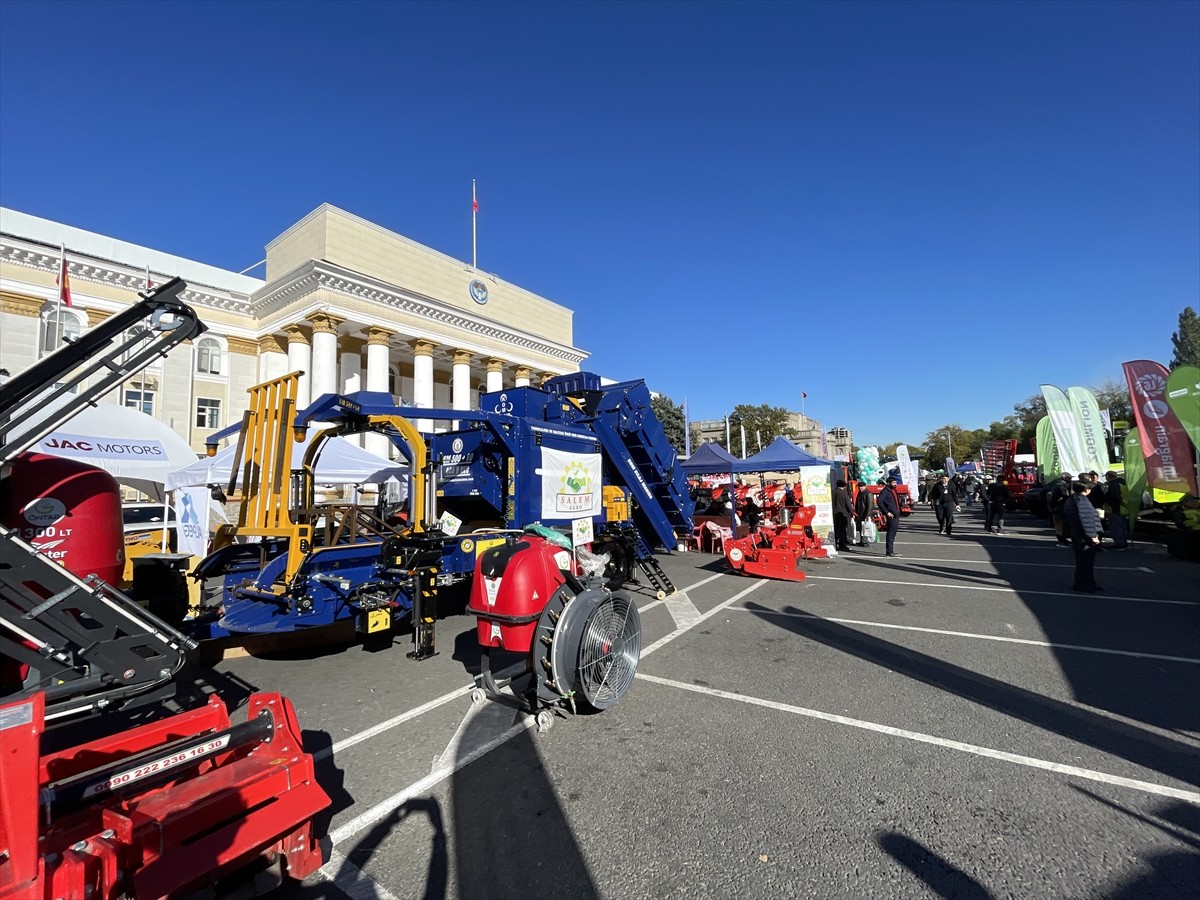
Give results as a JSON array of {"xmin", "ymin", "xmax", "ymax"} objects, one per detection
[
  {"xmin": 1035, "ymin": 415, "xmax": 1061, "ymax": 480},
  {"xmin": 1041, "ymin": 384, "xmax": 1087, "ymax": 474},
  {"xmin": 1067, "ymin": 386, "xmax": 1111, "ymax": 474},
  {"xmin": 1123, "ymin": 431, "xmax": 1147, "ymax": 525},
  {"xmin": 1165, "ymin": 364, "xmax": 1200, "ymax": 453}
]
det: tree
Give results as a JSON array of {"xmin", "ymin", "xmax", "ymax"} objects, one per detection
[
  {"xmin": 729, "ymin": 403, "xmax": 791, "ymax": 456},
  {"xmin": 1170, "ymin": 306, "xmax": 1200, "ymax": 368},
  {"xmin": 650, "ymin": 394, "xmax": 687, "ymax": 457},
  {"xmin": 1091, "ymin": 378, "xmax": 1131, "ymax": 425}
]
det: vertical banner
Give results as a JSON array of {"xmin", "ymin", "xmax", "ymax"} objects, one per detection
[
  {"xmin": 1067, "ymin": 386, "xmax": 1110, "ymax": 473},
  {"xmin": 1122, "ymin": 360, "xmax": 1199, "ymax": 496},
  {"xmin": 1041, "ymin": 385, "xmax": 1088, "ymax": 474},
  {"xmin": 1165, "ymin": 364, "xmax": 1200, "ymax": 452},
  {"xmin": 1035, "ymin": 415, "xmax": 1061, "ymax": 480},
  {"xmin": 895, "ymin": 444, "xmax": 918, "ymax": 489},
  {"xmin": 174, "ymin": 487, "xmax": 210, "ymax": 558},
  {"xmin": 944, "ymin": 455, "xmax": 955, "ymax": 475},
  {"xmin": 798, "ymin": 465, "xmax": 833, "ymax": 541},
  {"xmin": 1122, "ymin": 431, "xmax": 1147, "ymax": 525}
]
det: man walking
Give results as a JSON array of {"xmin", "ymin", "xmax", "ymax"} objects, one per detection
[
  {"xmin": 986, "ymin": 477, "xmax": 1010, "ymax": 533},
  {"xmin": 1102, "ymin": 471, "xmax": 1128, "ymax": 549},
  {"xmin": 1048, "ymin": 473, "xmax": 1074, "ymax": 546},
  {"xmin": 878, "ymin": 476, "xmax": 903, "ymax": 557},
  {"xmin": 929, "ymin": 474, "xmax": 961, "ymax": 536},
  {"xmin": 832, "ymin": 479, "xmax": 854, "ymax": 551},
  {"xmin": 1063, "ymin": 479, "xmax": 1103, "ymax": 592}
]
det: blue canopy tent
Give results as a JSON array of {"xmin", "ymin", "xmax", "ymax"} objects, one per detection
[
  {"xmin": 680, "ymin": 441, "xmax": 745, "ymax": 475},
  {"xmin": 738, "ymin": 435, "xmax": 838, "ymax": 472},
  {"xmin": 956, "ymin": 461, "xmax": 981, "ymax": 474}
]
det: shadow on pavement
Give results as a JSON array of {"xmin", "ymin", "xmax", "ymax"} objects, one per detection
[
  {"xmin": 875, "ymin": 831, "xmax": 994, "ymax": 899},
  {"xmin": 745, "ymin": 601, "xmax": 1200, "ymax": 787}
]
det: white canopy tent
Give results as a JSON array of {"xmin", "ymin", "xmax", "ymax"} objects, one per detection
[
  {"xmin": 29, "ymin": 399, "xmax": 200, "ymax": 502},
  {"xmin": 165, "ymin": 432, "xmax": 409, "ymax": 493}
]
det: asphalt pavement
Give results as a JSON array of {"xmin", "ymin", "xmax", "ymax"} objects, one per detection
[{"xmin": 213, "ymin": 503, "xmax": 1200, "ymax": 899}]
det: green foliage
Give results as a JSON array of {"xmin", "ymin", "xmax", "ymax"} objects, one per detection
[
  {"xmin": 729, "ymin": 403, "xmax": 791, "ymax": 454},
  {"xmin": 650, "ymin": 393, "xmax": 687, "ymax": 457},
  {"xmin": 1091, "ymin": 379, "xmax": 1131, "ymax": 425},
  {"xmin": 1170, "ymin": 307, "xmax": 1200, "ymax": 368}
]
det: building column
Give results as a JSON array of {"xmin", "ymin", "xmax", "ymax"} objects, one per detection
[
  {"xmin": 485, "ymin": 357, "xmax": 504, "ymax": 394},
  {"xmin": 340, "ymin": 339, "xmax": 363, "ymax": 447},
  {"xmin": 539, "ymin": 371, "xmax": 557, "ymax": 386},
  {"xmin": 365, "ymin": 327, "xmax": 394, "ymax": 458},
  {"xmin": 257, "ymin": 334, "xmax": 288, "ymax": 383},
  {"xmin": 412, "ymin": 339, "xmax": 437, "ymax": 433},
  {"xmin": 452, "ymin": 349, "xmax": 473, "ymax": 411},
  {"xmin": 514, "ymin": 366, "xmax": 532, "ymax": 388},
  {"xmin": 309, "ymin": 312, "xmax": 342, "ymax": 403},
  {"xmin": 284, "ymin": 324, "xmax": 311, "ymax": 409}
]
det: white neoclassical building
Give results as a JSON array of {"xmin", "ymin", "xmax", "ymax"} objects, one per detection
[{"xmin": 0, "ymin": 205, "xmax": 588, "ymax": 457}]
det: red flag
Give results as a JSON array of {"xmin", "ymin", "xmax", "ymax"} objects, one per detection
[
  {"xmin": 473, "ymin": 195, "xmax": 479, "ymax": 213},
  {"xmin": 57, "ymin": 253, "xmax": 73, "ymax": 307},
  {"xmin": 1122, "ymin": 359, "xmax": 1198, "ymax": 496}
]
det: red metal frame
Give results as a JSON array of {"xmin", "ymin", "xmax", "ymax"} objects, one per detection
[
  {"xmin": 722, "ymin": 506, "xmax": 828, "ymax": 582},
  {"xmin": 1, "ymin": 692, "xmax": 330, "ymax": 900}
]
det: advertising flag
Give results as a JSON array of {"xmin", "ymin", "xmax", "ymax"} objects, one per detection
[
  {"xmin": 1040, "ymin": 385, "xmax": 1087, "ymax": 474},
  {"xmin": 1122, "ymin": 430, "xmax": 1147, "ymax": 525},
  {"xmin": 1165, "ymin": 365, "xmax": 1200, "ymax": 452},
  {"xmin": 1121, "ymin": 360, "xmax": 1198, "ymax": 496},
  {"xmin": 1035, "ymin": 415, "xmax": 1061, "ymax": 479},
  {"xmin": 1067, "ymin": 386, "xmax": 1110, "ymax": 474},
  {"xmin": 895, "ymin": 444, "xmax": 912, "ymax": 485},
  {"xmin": 539, "ymin": 447, "xmax": 602, "ymax": 518}
]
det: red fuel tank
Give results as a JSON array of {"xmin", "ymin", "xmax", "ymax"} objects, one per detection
[
  {"xmin": 469, "ymin": 535, "xmax": 575, "ymax": 652},
  {"xmin": 2, "ymin": 452, "xmax": 125, "ymax": 587}
]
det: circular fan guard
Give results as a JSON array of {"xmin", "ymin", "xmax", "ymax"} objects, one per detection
[{"xmin": 575, "ymin": 593, "xmax": 641, "ymax": 710}]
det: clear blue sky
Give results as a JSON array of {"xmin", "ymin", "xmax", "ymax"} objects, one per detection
[{"xmin": 2, "ymin": 1, "xmax": 1196, "ymax": 447}]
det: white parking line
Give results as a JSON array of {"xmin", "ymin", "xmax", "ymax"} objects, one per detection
[
  {"xmin": 318, "ymin": 685, "xmax": 473, "ymax": 761},
  {"xmin": 324, "ymin": 574, "xmax": 761, "ymax": 851},
  {"xmin": 732, "ymin": 607, "xmax": 1200, "ymax": 664},
  {"xmin": 312, "ymin": 850, "xmax": 402, "ymax": 900},
  {"xmin": 805, "ymin": 575, "xmax": 1195, "ymax": 606},
  {"xmin": 636, "ymin": 673, "xmax": 1200, "ymax": 803}
]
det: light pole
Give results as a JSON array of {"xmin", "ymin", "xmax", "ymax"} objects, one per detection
[{"xmin": 945, "ymin": 431, "xmax": 953, "ymax": 464}]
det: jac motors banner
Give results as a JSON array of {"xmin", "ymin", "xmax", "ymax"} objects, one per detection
[
  {"xmin": 1122, "ymin": 359, "xmax": 1198, "ymax": 496},
  {"xmin": 37, "ymin": 433, "xmax": 167, "ymax": 460}
]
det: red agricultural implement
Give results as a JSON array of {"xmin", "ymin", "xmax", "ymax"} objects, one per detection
[
  {"xmin": 1, "ymin": 282, "xmax": 329, "ymax": 899},
  {"xmin": 722, "ymin": 506, "xmax": 828, "ymax": 582}
]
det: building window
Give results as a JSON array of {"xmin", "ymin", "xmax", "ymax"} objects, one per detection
[
  {"xmin": 39, "ymin": 308, "xmax": 83, "ymax": 357},
  {"xmin": 196, "ymin": 338, "xmax": 224, "ymax": 376},
  {"xmin": 388, "ymin": 364, "xmax": 399, "ymax": 399},
  {"xmin": 195, "ymin": 398, "xmax": 221, "ymax": 429},
  {"xmin": 124, "ymin": 389, "xmax": 155, "ymax": 416}
]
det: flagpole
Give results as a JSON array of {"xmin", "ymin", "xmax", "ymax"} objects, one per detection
[
  {"xmin": 684, "ymin": 397, "xmax": 691, "ymax": 457},
  {"xmin": 472, "ymin": 179, "xmax": 477, "ymax": 269},
  {"xmin": 56, "ymin": 243, "xmax": 65, "ymax": 348}
]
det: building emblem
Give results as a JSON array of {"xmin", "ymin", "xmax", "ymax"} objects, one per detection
[{"xmin": 469, "ymin": 280, "xmax": 489, "ymax": 305}]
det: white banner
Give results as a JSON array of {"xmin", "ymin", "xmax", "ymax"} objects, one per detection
[
  {"xmin": 174, "ymin": 487, "xmax": 209, "ymax": 558},
  {"xmin": 539, "ymin": 447, "xmax": 602, "ymax": 518},
  {"xmin": 798, "ymin": 465, "xmax": 833, "ymax": 540}
]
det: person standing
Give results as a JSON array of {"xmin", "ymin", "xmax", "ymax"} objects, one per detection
[
  {"xmin": 740, "ymin": 494, "xmax": 761, "ymax": 534},
  {"xmin": 1048, "ymin": 473, "xmax": 1074, "ymax": 546},
  {"xmin": 929, "ymin": 474, "xmax": 960, "ymax": 536},
  {"xmin": 832, "ymin": 479, "xmax": 854, "ymax": 551},
  {"xmin": 854, "ymin": 485, "xmax": 877, "ymax": 548},
  {"xmin": 979, "ymin": 476, "xmax": 992, "ymax": 525},
  {"xmin": 986, "ymin": 477, "xmax": 1011, "ymax": 533},
  {"xmin": 1102, "ymin": 471, "xmax": 1128, "ymax": 549},
  {"xmin": 878, "ymin": 476, "xmax": 903, "ymax": 556},
  {"xmin": 1062, "ymin": 480, "xmax": 1103, "ymax": 592}
]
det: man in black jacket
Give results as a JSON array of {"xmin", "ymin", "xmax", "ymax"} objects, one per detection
[
  {"xmin": 1063, "ymin": 480, "xmax": 1104, "ymax": 592},
  {"xmin": 929, "ymin": 474, "xmax": 961, "ymax": 536},
  {"xmin": 878, "ymin": 477, "xmax": 903, "ymax": 557},
  {"xmin": 854, "ymin": 486, "xmax": 877, "ymax": 548},
  {"xmin": 986, "ymin": 478, "xmax": 1011, "ymax": 533},
  {"xmin": 1047, "ymin": 473, "xmax": 1074, "ymax": 546},
  {"xmin": 832, "ymin": 480, "xmax": 854, "ymax": 551}
]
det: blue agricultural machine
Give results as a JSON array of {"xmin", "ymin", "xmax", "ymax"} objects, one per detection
[{"xmin": 191, "ymin": 372, "xmax": 694, "ymax": 694}]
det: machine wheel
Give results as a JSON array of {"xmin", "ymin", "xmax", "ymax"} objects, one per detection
[
  {"xmin": 655, "ymin": 589, "xmax": 666, "ymax": 601},
  {"xmin": 470, "ymin": 687, "xmax": 487, "ymax": 706},
  {"xmin": 535, "ymin": 709, "xmax": 555, "ymax": 733}
]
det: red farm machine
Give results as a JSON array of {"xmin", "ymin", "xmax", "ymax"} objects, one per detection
[
  {"xmin": 0, "ymin": 281, "xmax": 329, "ymax": 899},
  {"xmin": 981, "ymin": 439, "xmax": 1038, "ymax": 507}
]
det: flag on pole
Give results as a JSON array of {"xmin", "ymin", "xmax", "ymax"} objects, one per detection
[
  {"xmin": 57, "ymin": 247, "xmax": 73, "ymax": 307},
  {"xmin": 801, "ymin": 392, "xmax": 807, "ymax": 399},
  {"xmin": 145, "ymin": 263, "xmax": 154, "ymax": 291}
]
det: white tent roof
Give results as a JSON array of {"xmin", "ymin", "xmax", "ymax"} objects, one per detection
[
  {"xmin": 166, "ymin": 431, "xmax": 408, "ymax": 492},
  {"xmin": 29, "ymin": 399, "xmax": 199, "ymax": 502}
]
